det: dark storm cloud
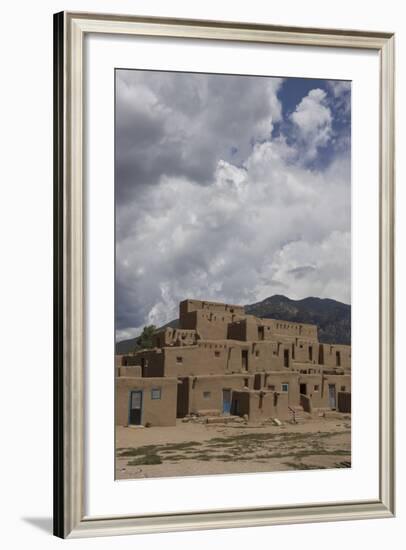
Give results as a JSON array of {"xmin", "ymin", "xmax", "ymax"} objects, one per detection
[
  {"xmin": 288, "ymin": 265, "xmax": 317, "ymax": 279},
  {"xmin": 115, "ymin": 70, "xmax": 283, "ymax": 203}
]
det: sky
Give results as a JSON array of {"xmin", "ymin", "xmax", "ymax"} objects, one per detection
[{"xmin": 115, "ymin": 69, "xmax": 351, "ymax": 341}]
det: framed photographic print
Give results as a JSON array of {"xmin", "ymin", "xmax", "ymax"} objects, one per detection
[{"xmin": 54, "ymin": 11, "xmax": 395, "ymax": 538}]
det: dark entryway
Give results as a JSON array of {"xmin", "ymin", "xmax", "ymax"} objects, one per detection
[
  {"xmin": 284, "ymin": 349, "xmax": 289, "ymax": 368},
  {"xmin": 128, "ymin": 390, "xmax": 143, "ymax": 425},
  {"xmin": 258, "ymin": 326, "xmax": 264, "ymax": 340},
  {"xmin": 318, "ymin": 344, "xmax": 324, "ymax": 365},
  {"xmin": 300, "ymin": 383, "xmax": 307, "ymax": 395},
  {"xmin": 254, "ymin": 373, "xmax": 262, "ymax": 390},
  {"xmin": 176, "ymin": 377, "xmax": 189, "ymax": 418},
  {"xmin": 242, "ymin": 350, "xmax": 248, "ymax": 371},
  {"xmin": 140, "ymin": 357, "xmax": 147, "ymax": 377}
]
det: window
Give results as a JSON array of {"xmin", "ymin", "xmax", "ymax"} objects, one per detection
[
  {"xmin": 281, "ymin": 383, "xmax": 289, "ymax": 393},
  {"xmin": 283, "ymin": 349, "xmax": 289, "ymax": 368},
  {"xmin": 203, "ymin": 391, "xmax": 211, "ymax": 399},
  {"xmin": 244, "ymin": 378, "xmax": 249, "ymax": 387},
  {"xmin": 314, "ymin": 385, "xmax": 319, "ymax": 392},
  {"xmin": 309, "ymin": 346, "xmax": 313, "ymax": 361},
  {"xmin": 336, "ymin": 351, "xmax": 341, "ymax": 366},
  {"xmin": 214, "ymin": 351, "xmax": 220, "ymax": 357},
  {"xmin": 255, "ymin": 350, "xmax": 260, "ymax": 357},
  {"xmin": 151, "ymin": 388, "xmax": 161, "ymax": 400},
  {"xmin": 176, "ymin": 356, "xmax": 183, "ymax": 364},
  {"xmin": 340, "ymin": 385, "xmax": 346, "ymax": 392}
]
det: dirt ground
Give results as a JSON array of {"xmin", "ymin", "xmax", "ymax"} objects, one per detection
[{"xmin": 115, "ymin": 412, "xmax": 351, "ymax": 480}]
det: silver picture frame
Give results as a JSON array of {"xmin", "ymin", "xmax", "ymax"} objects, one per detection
[{"xmin": 53, "ymin": 11, "xmax": 395, "ymax": 538}]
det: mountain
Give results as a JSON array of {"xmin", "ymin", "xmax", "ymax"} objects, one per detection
[{"xmin": 115, "ymin": 294, "xmax": 351, "ymax": 354}]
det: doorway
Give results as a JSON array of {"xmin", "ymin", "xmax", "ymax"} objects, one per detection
[
  {"xmin": 222, "ymin": 389, "xmax": 232, "ymax": 415},
  {"xmin": 318, "ymin": 344, "xmax": 324, "ymax": 365},
  {"xmin": 328, "ymin": 384, "xmax": 337, "ymax": 409},
  {"xmin": 176, "ymin": 377, "xmax": 189, "ymax": 418},
  {"xmin": 242, "ymin": 350, "xmax": 248, "ymax": 371},
  {"xmin": 128, "ymin": 390, "xmax": 143, "ymax": 425},
  {"xmin": 300, "ymin": 383, "xmax": 307, "ymax": 395}
]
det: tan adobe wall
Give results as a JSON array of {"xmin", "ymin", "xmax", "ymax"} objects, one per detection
[
  {"xmin": 115, "ymin": 377, "xmax": 177, "ymax": 427},
  {"xmin": 297, "ymin": 373, "xmax": 351, "ymax": 409},
  {"xmin": 292, "ymin": 340, "xmax": 322, "ymax": 364},
  {"xmin": 118, "ymin": 365, "xmax": 142, "ymax": 378},
  {"xmin": 162, "ymin": 340, "xmax": 296, "ymax": 377},
  {"xmin": 232, "ymin": 390, "xmax": 290, "ymax": 421},
  {"xmin": 124, "ymin": 348, "xmax": 165, "ymax": 377},
  {"xmin": 258, "ymin": 318, "xmax": 318, "ymax": 341},
  {"xmin": 188, "ymin": 374, "xmax": 252, "ymax": 415},
  {"xmin": 182, "ymin": 310, "xmax": 240, "ymax": 339},
  {"xmin": 179, "ymin": 299, "xmax": 245, "ymax": 320},
  {"xmin": 247, "ymin": 341, "xmax": 296, "ymax": 372},
  {"xmin": 323, "ymin": 373, "xmax": 351, "ymax": 393},
  {"xmin": 297, "ymin": 373, "xmax": 324, "ymax": 408},
  {"xmin": 322, "ymin": 344, "xmax": 351, "ymax": 370},
  {"xmin": 156, "ymin": 340, "xmax": 328, "ymax": 378},
  {"xmin": 115, "ymin": 354, "xmax": 127, "ymax": 367},
  {"xmin": 259, "ymin": 371, "xmax": 300, "ymax": 406},
  {"xmin": 227, "ymin": 316, "xmax": 258, "ymax": 341},
  {"xmin": 153, "ymin": 327, "xmax": 198, "ymax": 348},
  {"xmin": 163, "ymin": 343, "xmax": 231, "ymax": 377}
]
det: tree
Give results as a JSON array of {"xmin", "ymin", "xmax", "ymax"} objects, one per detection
[{"xmin": 134, "ymin": 325, "xmax": 156, "ymax": 351}]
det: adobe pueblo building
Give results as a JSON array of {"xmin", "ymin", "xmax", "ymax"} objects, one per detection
[{"xmin": 116, "ymin": 299, "xmax": 351, "ymax": 427}]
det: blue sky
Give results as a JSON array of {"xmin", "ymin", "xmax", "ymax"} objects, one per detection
[{"xmin": 115, "ymin": 70, "xmax": 351, "ymax": 340}]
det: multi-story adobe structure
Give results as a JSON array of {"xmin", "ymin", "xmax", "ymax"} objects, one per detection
[{"xmin": 116, "ymin": 299, "xmax": 351, "ymax": 427}]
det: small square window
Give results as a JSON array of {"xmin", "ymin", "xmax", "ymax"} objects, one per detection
[
  {"xmin": 314, "ymin": 385, "xmax": 319, "ymax": 392},
  {"xmin": 214, "ymin": 351, "xmax": 220, "ymax": 357},
  {"xmin": 151, "ymin": 388, "xmax": 161, "ymax": 400},
  {"xmin": 255, "ymin": 350, "xmax": 260, "ymax": 357},
  {"xmin": 176, "ymin": 356, "xmax": 183, "ymax": 364},
  {"xmin": 203, "ymin": 391, "xmax": 211, "ymax": 399},
  {"xmin": 340, "ymin": 386, "xmax": 346, "ymax": 392},
  {"xmin": 281, "ymin": 383, "xmax": 289, "ymax": 393}
]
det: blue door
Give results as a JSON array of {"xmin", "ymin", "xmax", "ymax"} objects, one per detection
[{"xmin": 222, "ymin": 389, "xmax": 232, "ymax": 415}]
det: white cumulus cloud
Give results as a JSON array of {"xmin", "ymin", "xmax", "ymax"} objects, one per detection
[{"xmin": 115, "ymin": 72, "xmax": 351, "ymax": 341}]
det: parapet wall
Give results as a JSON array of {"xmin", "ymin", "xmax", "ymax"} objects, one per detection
[
  {"xmin": 258, "ymin": 318, "xmax": 318, "ymax": 340},
  {"xmin": 179, "ymin": 299, "xmax": 245, "ymax": 321}
]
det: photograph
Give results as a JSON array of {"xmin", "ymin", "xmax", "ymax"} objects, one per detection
[{"xmin": 114, "ymin": 68, "xmax": 352, "ymax": 480}]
